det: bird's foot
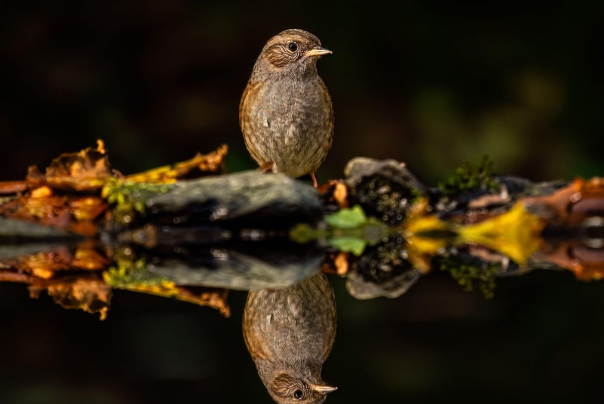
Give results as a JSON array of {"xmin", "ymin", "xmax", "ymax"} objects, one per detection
[
  {"xmin": 258, "ymin": 162, "xmax": 275, "ymax": 173},
  {"xmin": 310, "ymin": 172, "xmax": 319, "ymax": 188}
]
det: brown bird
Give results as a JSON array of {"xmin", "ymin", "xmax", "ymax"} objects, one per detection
[
  {"xmin": 243, "ymin": 273, "xmax": 337, "ymax": 403},
  {"xmin": 239, "ymin": 29, "xmax": 334, "ymax": 188}
]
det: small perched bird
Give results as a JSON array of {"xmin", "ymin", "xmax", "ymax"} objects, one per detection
[
  {"xmin": 239, "ymin": 29, "xmax": 334, "ymax": 188},
  {"xmin": 243, "ymin": 273, "xmax": 337, "ymax": 404}
]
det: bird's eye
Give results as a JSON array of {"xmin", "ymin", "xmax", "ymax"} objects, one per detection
[
  {"xmin": 288, "ymin": 42, "xmax": 298, "ymax": 52},
  {"xmin": 293, "ymin": 389, "xmax": 304, "ymax": 400}
]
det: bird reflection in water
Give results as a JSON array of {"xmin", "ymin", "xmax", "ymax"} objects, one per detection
[{"xmin": 243, "ymin": 273, "xmax": 337, "ymax": 403}]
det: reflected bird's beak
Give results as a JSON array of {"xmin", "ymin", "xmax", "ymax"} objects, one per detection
[
  {"xmin": 305, "ymin": 47, "xmax": 333, "ymax": 57},
  {"xmin": 311, "ymin": 384, "xmax": 338, "ymax": 393}
]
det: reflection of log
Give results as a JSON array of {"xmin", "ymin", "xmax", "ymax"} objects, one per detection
[
  {"xmin": 0, "ymin": 216, "xmax": 76, "ymax": 240},
  {"xmin": 0, "ymin": 240, "xmax": 232, "ymax": 319},
  {"xmin": 147, "ymin": 251, "xmax": 321, "ymax": 291}
]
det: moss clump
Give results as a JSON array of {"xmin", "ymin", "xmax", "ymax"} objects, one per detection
[
  {"xmin": 435, "ymin": 254, "xmax": 500, "ymax": 299},
  {"xmin": 438, "ymin": 155, "xmax": 498, "ymax": 197},
  {"xmin": 104, "ymin": 256, "xmax": 176, "ymax": 291},
  {"xmin": 102, "ymin": 178, "xmax": 175, "ymax": 224}
]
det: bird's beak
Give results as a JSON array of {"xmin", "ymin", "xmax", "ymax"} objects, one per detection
[
  {"xmin": 310, "ymin": 384, "xmax": 338, "ymax": 393},
  {"xmin": 305, "ymin": 46, "xmax": 333, "ymax": 57}
]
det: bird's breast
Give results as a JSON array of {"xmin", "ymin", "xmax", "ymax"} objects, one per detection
[{"xmin": 240, "ymin": 76, "xmax": 333, "ymax": 177}]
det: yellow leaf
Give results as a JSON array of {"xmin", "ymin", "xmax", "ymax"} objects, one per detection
[{"xmin": 456, "ymin": 202, "xmax": 546, "ymax": 265}]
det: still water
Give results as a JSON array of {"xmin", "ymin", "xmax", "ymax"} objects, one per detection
[{"xmin": 1, "ymin": 225, "xmax": 603, "ymax": 403}]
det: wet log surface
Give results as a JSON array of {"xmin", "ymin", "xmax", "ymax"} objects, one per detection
[{"xmin": 142, "ymin": 170, "xmax": 323, "ymax": 231}]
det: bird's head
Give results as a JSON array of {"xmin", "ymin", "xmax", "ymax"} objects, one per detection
[
  {"xmin": 265, "ymin": 371, "xmax": 337, "ymax": 404},
  {"xmin": 254, "ymin": 29, "xmax": 332, "ymax": 78}
]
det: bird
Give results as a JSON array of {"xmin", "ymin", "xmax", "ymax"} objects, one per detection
[
  {"xmin": 239, "ymin": 29, "xmax": 334, "ymax": 188},
  {"xmin": 243, "ymin": 273, "xmax": 338, "ymax": 403}
]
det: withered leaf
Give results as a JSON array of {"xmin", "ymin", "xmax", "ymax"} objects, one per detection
[
  {"xmin": 125, "ymin": 144, "xmax": 228, "ymax": 183},
  {"xmin": 29, "ymin": 277, "xmax": 111, "ymax": 320},
  {"xmin": 0, "ymin": 181, "xmax": 30, "ymax": 195},
  {"xmin": 1, "ymin": 242, "xmax": 108, "ymax": 279},
  {"xmin": 26, "ymin": 140, "xmax": 113, "ymax": 192}
]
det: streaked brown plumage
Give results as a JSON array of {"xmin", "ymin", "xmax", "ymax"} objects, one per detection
[
  {"xmin": 243, "ymin": 273, "xmax": 337, "ymax": 403},
  {"xmin": 239, "ymin": 29, "xmax": 334, "ymax": 188}
]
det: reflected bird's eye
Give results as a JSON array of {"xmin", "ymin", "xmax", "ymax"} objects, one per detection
[{"xmin": 293, "ymin": 389, "xmax": 304, "ymax": 399}]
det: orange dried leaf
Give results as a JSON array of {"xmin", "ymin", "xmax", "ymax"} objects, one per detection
[
  {"xmin": 525, "ymin": 178, "xmax": 604, "ymax": 227},
  {"xmin": 335, "ymin": 252, "xmax": 350, "ymax": 275},
  {"xmin": 176, "ymin": 287, "xmax": 231, "ymax": 317},
  {"xmin": 27, "ymin": 139, "xmax": 114, "ymax": 191},
  {"xmin": 2, "ymin": 195, "xmax": 72, "ymax": 230},
  {"xmin": 0, "ymin": 181, "xmax": 31, "ymax": 195},
  {"xmin": 69, "ymin": 196, "xmax": 108, "ymax": 221},
  {"xmin": 30, "ymin": 186, "xmax": 53, "ymax": 198},
  {"xmin": 72, "ymin": 246, "xmax": 109, "ymax": 271},
  {"xmin": 125, "ymin": 144, "xmax": 228, "ymax": 183},
  {"xmin": 67, "ymin": 221, "xmax": 98, "ymax": 237},
  {"xmin": 333, "ymin": 181, "xmax": 349, "ymax": 208},
  {"xmin": 535, "ymin": 241, "xmax": 604, "ymax": 281},
  {"xmin": 318, "ymin": 180, "xmax": 349, "ymax": 209},
  {"xmin": 6, "ymin": 243, "xmax": 108, "ymax": 278},
  {"xmin": 0, "ymin": 270, "xmax": 32, "ymax": 283},
  {"xmin": 43, "ymin": 278, "xmax": 112, "ymax": 320},
  {"xmin": 0, "ymin": 193, "xmax": 106, "ymax": 236},
  {"xmin": 115, "ymin": 279, "xmax": 231, "ymax": 317},
  {"xmin": 31, "ymin": 267, "xmax": 55, "ymax": 279},
  {"xmin": 20, "ymin": 249, "xmax": 72, "ymax": 277}
]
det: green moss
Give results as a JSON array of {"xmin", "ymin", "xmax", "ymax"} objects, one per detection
[
  {"xmin": 289, "ymin": 223, "xmax": 318, "ymax": 244},
  {"xmin": 438, "ymin": 155, "xmax": 498, "ymax": 197},
  {"xmin": 437, "ymin": 255, "xmax": 500, "ymax": 299},
  {"xmin": 104, "ymin": 255, "xmax": 172, "ymax": 288},
  {"xmin": 102, "ymin": 178, "xmax": 175, "ymax": 224},
  {"xmin": 328, "ymin": 237, "xmax": 368, "ymax": 256},
  {"xmin": 409, "ymin": 186, "xmax": 425, "ymax": 204}
]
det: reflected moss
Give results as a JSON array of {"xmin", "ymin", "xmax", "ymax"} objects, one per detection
[
  {"xmin": 103, "ymin": 256, "xmax": 174, "ymax": 290},
  {"xmin": 435, "ymin": 254, "xmax": 501, "ymax": 299},
  {"xmin": 290, "ymin": 205, "xmax": 391, "ymax": 256}
]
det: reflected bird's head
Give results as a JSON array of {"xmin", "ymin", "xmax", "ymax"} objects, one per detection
[{"xmin": 266, "ymin": 372, "xmax": 337, "ymax": 404}]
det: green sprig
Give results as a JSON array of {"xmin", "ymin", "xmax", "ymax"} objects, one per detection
[{"xmin": 438, "ymin": 155, "xmax": 498, "ymax": 197}]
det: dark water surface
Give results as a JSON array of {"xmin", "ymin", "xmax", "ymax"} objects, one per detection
[{"xmin": 1, "ymin": 235, "xmax": 603, "ymax": 404}]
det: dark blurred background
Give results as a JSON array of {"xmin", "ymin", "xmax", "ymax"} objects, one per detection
[{"xmin": 1, "ymin": 1, "xmax": 604, "ymax": 403}]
